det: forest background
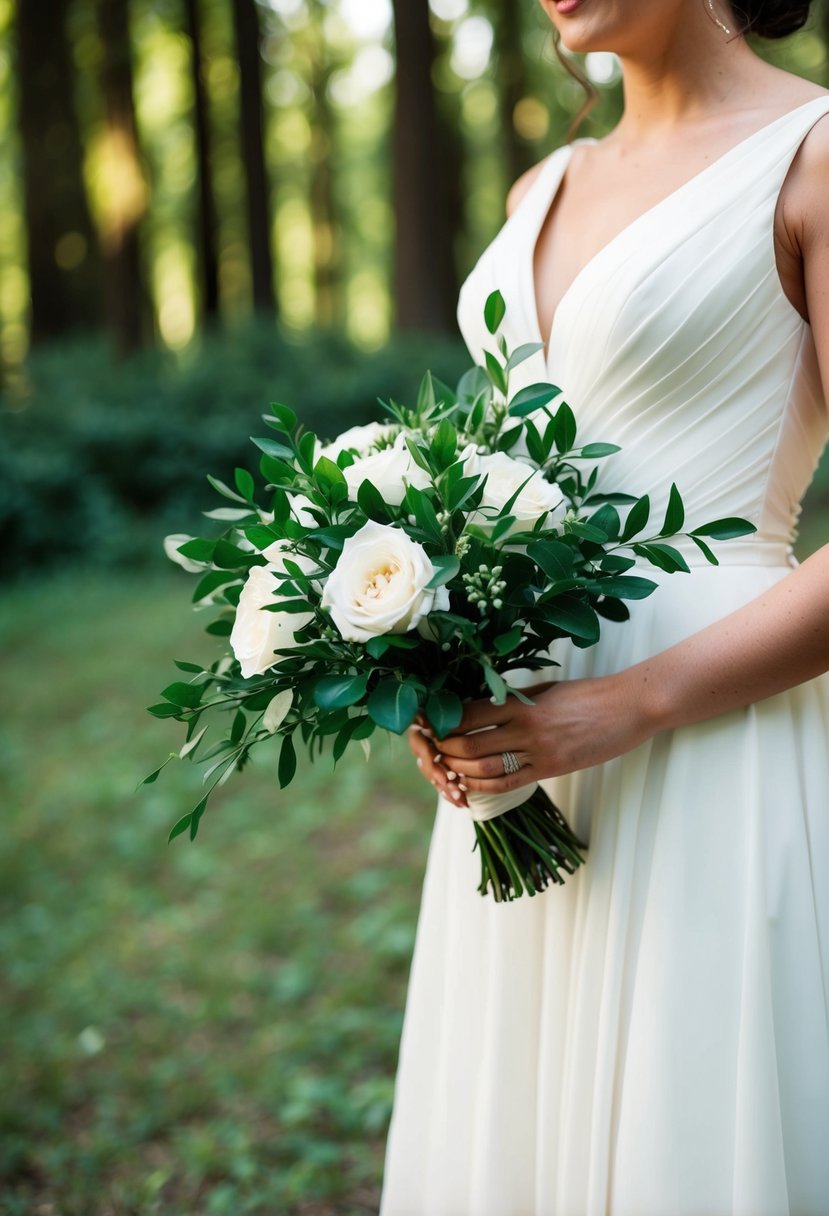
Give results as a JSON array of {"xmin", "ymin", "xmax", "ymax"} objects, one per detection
[{"xmin": 2, "ymin": 2, "xmax": 829, "ymax": 1213}]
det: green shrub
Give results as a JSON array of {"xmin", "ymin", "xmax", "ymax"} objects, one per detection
[{"xmin": 0, "ymin": 318, "xmax": 469, "ymax": 583}]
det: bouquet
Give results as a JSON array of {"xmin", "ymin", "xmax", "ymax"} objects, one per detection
[{"xmin": 142, "ymin": 289, "xmax": 754, "ymax": 902}]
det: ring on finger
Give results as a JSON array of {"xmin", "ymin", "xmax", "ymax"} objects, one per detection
[{"xmin": 501, "ymin": 750, "xmax": 521, "ymax": 776}]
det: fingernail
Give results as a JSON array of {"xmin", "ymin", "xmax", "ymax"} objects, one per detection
[
  {"xmin": 416, "ymin": 757, "xmax": 423, "ymax": 768},
  {"xmin": 447, "ymin": 770, "xmax": 456, "ymax": 780},
  {"xmin": 458, "ymin": 782, "xmax": 468, "ymax": 791},
  {"xmin": 434, "ymin": 753, "xmax": 442, "ymax": 763},
  {"xmin": 450, "ymin": 788, "xmax": 461, "ymax": 801}
]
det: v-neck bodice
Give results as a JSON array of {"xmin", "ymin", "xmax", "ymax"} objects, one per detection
[{"xmin": 455, "ymin": 95, "xmax": 829, "ymax": 552}]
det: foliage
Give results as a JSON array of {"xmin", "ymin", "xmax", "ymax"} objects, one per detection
[
  {"xmin": 0, "ymin": 319, "xmax": 469, "ymax": 583},
  {"xmin": 0, "ymin": 566, "xmax": 432, "ymax": 1214},
  {"xmin": 146, "ymin": 289, "xmax": 754, "ymax": 902}
]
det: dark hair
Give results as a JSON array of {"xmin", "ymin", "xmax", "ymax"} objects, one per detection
[{"xmin": 729, "ymin": 1, "xmax": 812, "ymax": 38}]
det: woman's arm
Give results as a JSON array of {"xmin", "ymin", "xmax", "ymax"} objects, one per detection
[{"xmin": 410, "ymin": 115, "xmax": 829, "ymax": 807}]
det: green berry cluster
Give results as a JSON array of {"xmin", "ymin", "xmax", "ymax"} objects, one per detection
[{"xmin": 462, "ymin": 563, "xmax": 506, "ymax": 615}]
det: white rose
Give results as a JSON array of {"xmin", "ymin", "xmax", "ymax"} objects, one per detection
[
  {"xmin": 461, "ymin": 446, "xmax": 565, "ymax": 531},
  {"xmin": 318, "ymin": 421, "xmax": 400, "ymax": 462},
  {"xmin": 229, "ymin": 541, "xmax": 316, "ymax": 678},
  {"xmin": 320, "ymin": 520, "xmax": 450, "ymax": 643},
  {"xmin": 342, "ymin": 431, "xmax": 431, "ymax": 507}
]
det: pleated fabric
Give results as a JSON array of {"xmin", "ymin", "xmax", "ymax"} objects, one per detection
[{"xmin": 379, "ymin": 97, "xmax": 829, "ymax": 1216}]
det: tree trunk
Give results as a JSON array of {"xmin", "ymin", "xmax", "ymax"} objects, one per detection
[
  {"xmin": 306, "ymin": 0, "xmax": 345, "ymax": 330},
  {"xmin": 15, "ymin": 0, "xmax": 102, "ymax": 342},
  {"xmin": 183, "ymin": 0, "xmax": 220, "ymax": 320},
  {"xmin": 491, "ymin": 0, "xmax": 534, "ymax": 188},
  {"xmin": 97, "ymin": 0, "xmax": 151, "ymax": 357},
  {"xmin": 231, "ymin": 0, "xmax": 276, "ymax": 314},
  {"xmin": 390, "ymin": 0, "xmax": 458, "ymax": 334}
]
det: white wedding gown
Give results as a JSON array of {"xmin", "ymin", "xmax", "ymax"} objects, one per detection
[{"xmin": 378, "ymin": 97, "xmax": 829, "ymax": 1216}]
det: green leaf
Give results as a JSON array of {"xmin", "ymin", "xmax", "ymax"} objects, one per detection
[
  {"xmin": 269, "ymin": 401, "xmax": 297, "ymax": 431},
  {"xmin": 430, "ymin": 418, "xmax": 457, "ymax": 469},
  {"xmin": 367, "ymin": 679, "xmax": 419, "ymax": 734},
  {"xmin": 174, "ymin": 659, "xmax": 206, "ymax": 674},
  {"xmin": 250, "ymin": 435, "xmax": 295, "ymax": 462},
  {"xmin": 541, "ymin": 595, "xmax": 601, "ymax": 643},
  {"xmin": 206, "ymin": 618, "xmax": 233, "ymax": 636},
  {"xmin": 554, "ymin": 402, "xmax": 577, "ymax": 452},
  {"xmin": 365, "ymin": 636, "xmax": 390, "ymax": 659},
  {"xmin": 147, "ymin": 702, "xmax": 183, "ymax": 719},
  {"xmin": 137, "ymin": 753, "xmax": 178, "ymax": 789},
  {"xmin": 483, "ymin": 665, "xmax": 508, "ymax": 703},
  {"xmin": 241, "ymin": 524, "xmax": 281, "ymax": 552},
  {"xmin": 577, "ymin": 442, "xmax": 621, "ymax": 458},
  {"xmin": 313, "ymin": 672, "xmax": 370, "ymax": 710},
  {"xmin": 445, "ymin": 473, "xmax": 481, "ymax": 513},
  {"xmin": 417, "ymin": 369, "xmax": 438, "ymax": 413},
  {"xmin": 313, "ymin": 455, "xmax": 347, "ymax": 492},
  {"xmin": 234, "ymin": 467, "xmax": 255, "ymax": 501},
  {"xmin": 527, "ymin": 539, "xmax": 574, "ymax": 581},
  {"xmin": 568, "ymin": 520, "xmax": 608, "ymax": 543},
  {"xmin": 588, "ymin": 503, "xmax": 621, "ymax": 540},
  {"xmin": 190, "ymin": 571, "xmax": 235, "ymax": 605},
  {"xmin": 507, "ymin": 382, "xmax": 562, "ymax": 418},
  {"xmin": 596, "ymin": 575, "xmax": 658, "ymax": 600},
  {"xmin": 690, "ymin": 517, "xmax": 757, "ymax": 540},
  {"xmin": 484, "ymin": 288, "xmax": 506, "ymax": 334},
  {"xmin": 632, "ymin": 542, "xmax": 690, "ymax": 574},
  {"xmin": 595, "ymin": 597, "xmax": 630, "ymax": 622},
  {"xmin": 659, "ymin": 483, "xmax": 685, "ymax": 536},
  {"xmin": 424, "ymin": 690, "xmax": 463, "ymax": 739},
  {"xmin": 176, "ymin": 537, "xmax": 216, "ymax": 562},
  {"xmin": 230, "ymin": 709, "xmax": 246, "ymax": 744},
  {"xmin": 426, "ymin": 554, "xmax": 460, "ymax": 588},
  {"xmin": 620, "ymin": 494, "xmax": 651, "ymax": 543},
  {"xmin": 484, "ymin": 350, "xmax": 508, "ymax": 395},
  {"xmin": 357, "ymin": 478, "xmax": 391, "ymax": 521},
  {"xmin": 206, "ymin": 474, "xmax": 248, "ymax": 504},
  {"xmin": 505, "ymin": 341, "xmax": 544, "ymax": 371},
  {"xmin": 161, "ymin": 681, "xmax": 203, "ymax": 708},
  {"xmin": 690, "ymin": 534, "xmax": 719, "ymax": 565},
  {"xmin": 259, "ymin": 453, "xmax": 295, "ymax": 486},
  {"xmin": 213, "ymin": 538, "xmax": 252, "ymax": 569},
  {"xmin": 404, "ymin": 436, "xmax": 433, "ymax": 475},
  {"xmin": 189, "ymin": 796, "xmax": 208, "ymax": 841},
  {"xmin": 278, "ymin": 733, "xmax": 297, "ymax": 788},
  {"xmin": 493, "ymin": 627, "xmax": 524, "ymax": 655},
  {"xmin": 168, "ymin": 812, "xmax": 192, "ymax": 843}
]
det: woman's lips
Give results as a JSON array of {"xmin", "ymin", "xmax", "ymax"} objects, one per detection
[{"xmin": 555, "ymin": 0, "xmax": 584, "ymax": 13}]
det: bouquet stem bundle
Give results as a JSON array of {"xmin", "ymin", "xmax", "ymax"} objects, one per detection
[{"xmin": 472, "ymin": 786, "xmax": 587, "ymax": 901}]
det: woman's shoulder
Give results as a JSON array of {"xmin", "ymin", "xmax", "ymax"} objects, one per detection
[{"xmin": 505, "ymin": 146, "xmax": 568, "ymax": 219}]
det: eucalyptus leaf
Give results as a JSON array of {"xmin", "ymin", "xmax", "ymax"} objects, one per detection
[{"xmin": 367, "ymin": 679, "xmax": 419, "ymax": 734}]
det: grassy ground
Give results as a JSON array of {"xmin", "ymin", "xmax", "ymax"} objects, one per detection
[{"xmin": 0, "ymin": 568, "xmax": 436, "ymax": 1215}]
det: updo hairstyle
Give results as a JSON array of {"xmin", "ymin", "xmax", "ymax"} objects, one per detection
[{"xmin": 729, "ymin": 1, "xmax": 812, "ymax": 39}]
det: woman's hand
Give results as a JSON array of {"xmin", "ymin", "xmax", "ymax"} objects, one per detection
[
  {"xmin": 407, "ymin": 718, "xmax": 469, "ymax": 806},
  {"xmin": 407, "ymin": 674, "xmax": 656, "ymax": 807},
  {"xmin": 431, "ymin": 672, "xmax": 657, "ymax": 799}
]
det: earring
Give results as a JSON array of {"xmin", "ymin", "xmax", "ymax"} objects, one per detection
[{"xmin": 706, "ymin": 0, "xmax": 732, "ymax": 34}]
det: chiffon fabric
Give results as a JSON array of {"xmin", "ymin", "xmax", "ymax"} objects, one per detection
[{"xmin": 378, "ymin": 97, "xmax": 829, "ymax": 1215}]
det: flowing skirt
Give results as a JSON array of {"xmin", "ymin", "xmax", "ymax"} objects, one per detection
[{"xmin": 378, "ymin": 546, "xmax": 829, "ymax": 1216}]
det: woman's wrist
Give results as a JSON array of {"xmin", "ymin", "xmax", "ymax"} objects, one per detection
[{"xmin": 611, "ymin": 658, "xmax": 676, "ymax": 741}]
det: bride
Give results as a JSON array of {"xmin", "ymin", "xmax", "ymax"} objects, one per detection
[{"xmin": 381, "ymin": 1, "xmax": 829, "ymax": 1213}]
